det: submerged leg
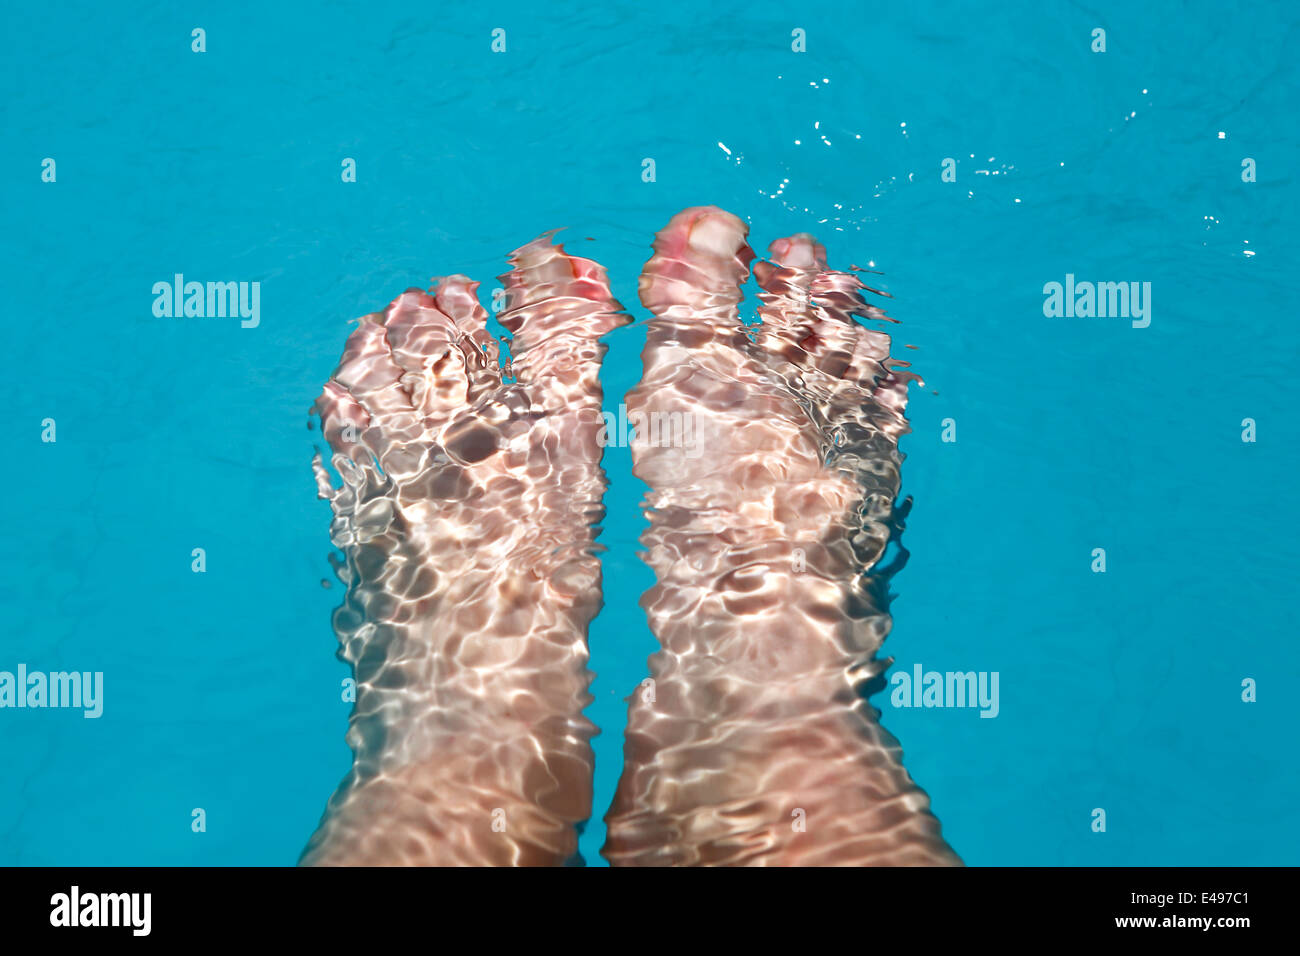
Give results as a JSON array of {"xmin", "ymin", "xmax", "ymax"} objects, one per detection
[
  {"xmin": 603, "ymin": 207, "xmax": 960, "ymax": 866},
  {"xmin": 301, "ymin": 238, "xmax": 628, "ymax": 865}
]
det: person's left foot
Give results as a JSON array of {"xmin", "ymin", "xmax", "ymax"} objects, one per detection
[{"xmin": 301, "ymin": 236, "xmax": 628, "ymax": 865}]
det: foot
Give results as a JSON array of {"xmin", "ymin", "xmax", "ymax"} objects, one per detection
[
  {"xmin": 301, "ymin": 236, "xmax": 627, "ymax": 865},
  {"xmin": 603, "ymin": 207, "xmax": 960, "ymax": 866}
]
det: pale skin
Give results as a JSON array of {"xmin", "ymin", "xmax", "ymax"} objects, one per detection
[{"xmin": 300, "ymin": 207, "xmax": 961, "ymax": 866}]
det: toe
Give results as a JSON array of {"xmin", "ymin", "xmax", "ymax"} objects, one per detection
[
  {"xmin": 752, "ymin": 233, "xmax": 827, "ymax": 363},
  {"xmin": 637, "ymin": 206, "xmax": 754, "ymax": 322},
  {"xmin": 807, "ymin": 270, "xmax": 895, "ymax": 389},
  {"xmin": 629, "ymin": 209, "xmax": 827, "ymax": 493},
  {"xmin": 496, "ymin": 234, "xmax": 628, "ymax": 396},
  {"xmin": 316, "ymin": 286, "xmax": 482, "ymax": 483},
  {"xmin": 382, "ymin": 288, "xmax": 470, "ymax": 419},
  {"xmin": 330, "ymin": 312, "xmax": 411, "ymax": 420},
  {"xmin": 430, "ymin": 274, "xmax": 501, "ymax": 401}
]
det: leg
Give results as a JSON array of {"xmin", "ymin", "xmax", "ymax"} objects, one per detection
[
  {"xmin": 603, "ymin": 208, "xmax": 960, "ymax": 866},
  {"xmin": 301, "ymin": 238, "xmax": 628, "ymax": 865}
]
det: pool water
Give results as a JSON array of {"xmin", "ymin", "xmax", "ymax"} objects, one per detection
[{"xmin": 3, "ymin": 1, "xmax": 1297, "ymax": 865}]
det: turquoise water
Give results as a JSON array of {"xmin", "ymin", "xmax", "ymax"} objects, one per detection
[{"xmin": 4, "ymin": 1, "xmax": 1297, "ymax": 865}]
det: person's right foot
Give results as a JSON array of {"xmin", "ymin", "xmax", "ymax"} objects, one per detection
[{"xmin": 603, "ymin": 207, "xmax": 961, "ymax": 866}]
